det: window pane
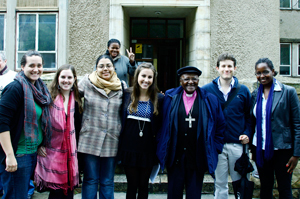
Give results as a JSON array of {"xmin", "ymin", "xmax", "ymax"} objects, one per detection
[
  {"xmin": 0, "ymin": 15, "xmax": 4, "ymax": 51},
  {"xmin": 280, "ymin": 44, "xmax": 290, "ymax": 65},
  {"xmin": 279, "ymin": 66, "xmax": 290, "ymax": 75},
  {"xmin": 149, "ymin": 20, "xmax": 166, "ymax": 38},
  {"xmin": 17, "ymin": 53, "xmax": 25, "ymax": 67},
  {"xmin": 19, "ymin": 14, "xmax": 36, "ymax": 51},
  {"xmin": 38, "ymin": 15, "xmax": 56, "ymax": 51},
  {"xmin": 132, "ymin": 20, "xmax": 148, "ymax": 38},
  {"xmin": 41, "ymin": 53, "xmax": 56, "ymax": 69},
  {"xmin": 280, "ymin": 0, "xmax": 290, "ymax": 8},
  {"xmin": 135, "ymin": 44, "xmax": 153, "ymax": 59},
  {"xmin": 168, "ymin": 20, "xmax": 183, "ymax": 38}
]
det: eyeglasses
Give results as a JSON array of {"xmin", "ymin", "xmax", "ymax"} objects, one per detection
[
  {"xmin": 255, "ymin": 71, "xmax": 271, "ymax": 77},
  {"xmin": 181, "ymin": 77, "xmax": 199, "ymax": 82},
  {"xmin": 98, "ymin": 64, "xmax": 113, "ymax": 69}
]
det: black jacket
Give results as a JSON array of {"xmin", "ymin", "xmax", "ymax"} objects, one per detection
[
  {"xmin": 250, "ymin": 80, "xmax": 300, "ymax": 157},
  {"xmin": 0, "ymin": 81, "xmax": 25, "ymax": 164}
]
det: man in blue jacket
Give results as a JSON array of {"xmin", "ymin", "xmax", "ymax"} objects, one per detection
[
  {"xmin": 156, "ymin": 66, "xmax": 225, "ymax": 199},
  {"xmin": 202, "ymin": 53, "xmax": 251, "ymax": 199}
]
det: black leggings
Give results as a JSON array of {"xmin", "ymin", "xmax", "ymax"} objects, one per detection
[
  {"xmin": 124, "ymin": 166, "xmax": 152, "ymax": 199},
  {"xmin": 48, "ymin": 188, "xmax": 74, "ymax": 199}
]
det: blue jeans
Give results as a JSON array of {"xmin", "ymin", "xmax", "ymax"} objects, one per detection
[
  {"xmin": 81, "ymin": 154, "xmax": 116, "ymax": 199},
  {"xmin": 0, "ymin": 153, "xmax": 37, "ymax": 199},
  {"xmin": 0, "ymin": 177, "xmax": 34, "ymax": 196}
]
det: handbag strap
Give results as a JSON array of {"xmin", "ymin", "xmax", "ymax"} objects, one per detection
[{"xmin": 222, "ymin": 83, "xmax": 241, "ymax": 110}]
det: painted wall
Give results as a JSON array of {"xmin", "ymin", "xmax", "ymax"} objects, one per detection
[
  {"xmin": 17, "ymin": 0, "xmax": 57, "ymax": 7},
  {"xmin": 0, "ymin": 0, "xmax": 5, "ymax": 8},
  {"xmin": 68, "ymin": 0, "xmax": 110, "ymax": 76},
  {"xmin": 210, "ymin": 0, "xmax": 280, "ymax": 83},
  {"xmin": 280, "ymin": 10, "xmax": 300, "ymax": 40}
]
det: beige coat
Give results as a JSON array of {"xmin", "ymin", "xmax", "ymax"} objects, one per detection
[{"xmin": 78, "ymin": 74, "xmax": 125, "ymax": 157}]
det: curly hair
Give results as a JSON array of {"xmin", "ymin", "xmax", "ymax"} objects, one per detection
[
  {"xmin": 255, "ymin": 58, "xmax": 278, "ymax": 76},
  {"xmin": 217, "ymin": 52, "xmax": 236, "ymax": 67}
]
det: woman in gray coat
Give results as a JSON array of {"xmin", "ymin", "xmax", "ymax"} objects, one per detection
[
  {"xmin": 251, "ymin": 58, "xmax": 300, "ymax": 199},
  {"xmin": 94, "ymin": 39, "xmax": 137, "ymax": 86}
]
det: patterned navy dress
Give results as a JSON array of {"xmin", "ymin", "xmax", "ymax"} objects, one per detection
[{"xmin": 119, "ymin": 100, "xmax": 157, "ymax": 168}]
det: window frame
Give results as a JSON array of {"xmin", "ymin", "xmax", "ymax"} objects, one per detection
[
  {"xmin": 0, "ymin": 13, "xmax": 6, "ymax": 53},
  {"xmin": 16, "ymin": 12, "xmax": 58, "ymax": 71},
  {"xmin": 280, "ymin": 43, "xmax": 292, "ymax": 76},
  {"xmin": 298, "ymin": 44, "xmax": 300, "ymax": 76},
  {"xmin": 280, "ymin": 0, "xmax": 292, "ymax": 9}
]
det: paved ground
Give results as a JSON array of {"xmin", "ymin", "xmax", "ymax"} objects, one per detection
[{"xmin": 0, "ymin": 191, "xmax": 236, "ymax": 199}]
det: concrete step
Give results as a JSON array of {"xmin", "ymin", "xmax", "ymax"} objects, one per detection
[
  {"xmin": 113, "ymin": 174, "xmax": 234, "ymax": 194},
  {"xmin": 16, "ymin": 191, "xmax": 237, "ymax": 199}
]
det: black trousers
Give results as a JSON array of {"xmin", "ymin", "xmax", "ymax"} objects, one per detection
[
  {"xmin": 124, "ymin": 166, "xmax": 153, "ymax": 199},
  {"xmin": 167, "ymin": 154, "xmax": 205, "ymax": 199},
  {"xmin": 253, "ymin": 148, "xmax": 293, "ymax": 199},
  {"xmin": 48, "ymin": 188, "xmax": 74, "ymax": 199}
]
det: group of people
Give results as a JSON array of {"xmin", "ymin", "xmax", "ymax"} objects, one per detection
[{"xmin": 0, "ymin": 37, "xmax": 299, "ymax": 199}]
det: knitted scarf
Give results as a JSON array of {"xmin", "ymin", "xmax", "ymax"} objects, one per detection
[
  {"xmin": 89, "ymin": 71, "xmax": 121, "ymax": 94},
  {"xmin": 256, "ymin": 83, "xmax": 274, "ymax": 168},
  {"xmin": 35, "ymin": 93, "xmax": 79, "ymax": 194},
  {"xmin": 14, "ymin": 71, "xmax": 52, "ymax": 148}
]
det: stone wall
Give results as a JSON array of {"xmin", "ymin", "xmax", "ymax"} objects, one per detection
[
  {"xmin": 68, "ymin": 0, "xmax": 110, "ymax": 76},
  {"xmin": 210, "ymin": 0, "xmax": 280, "ymax": 81}
]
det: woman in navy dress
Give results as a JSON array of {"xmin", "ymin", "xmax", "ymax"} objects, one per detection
[{"xmin": 119, "ymin": 63, "xmax": 164, "ymax": 199}]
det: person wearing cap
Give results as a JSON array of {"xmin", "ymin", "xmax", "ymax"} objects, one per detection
[
  {"xmin": 202, "ymin": 53, "xmax": 251, "ymax": 199},
  {"xmin": 156, "ymin": 66, "xmax": 225, "ymax": 199}
]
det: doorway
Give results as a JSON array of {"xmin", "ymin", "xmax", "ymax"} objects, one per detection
[{"xmin": 130, "ymin": 18, "xmax": 185, "ymax": 92}]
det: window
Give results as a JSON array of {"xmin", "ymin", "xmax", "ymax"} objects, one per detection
[
  {"xmin": 280, "ymin": 43, "xmax": 291, "ymax": 76},
  {"xmin": 131, "ymin": 19, "xmax": 184, "ymax": 39},
  {"xmin": 280, "ymin": 43, "xmax": 300, "ymax": 76},
  {"xmin": 0, "ymin": 14, "xmax": 5, "ymax": 52},
  {"xmin": 16, "ymin": 13, "xmax": 57, "ymax": 70},
  {"xmin": 298, "ymin": 44, "xmax": 300, "ymax": 75},
  {"xmin": 280, "ymin": 0, "xmax": 291, "ymax": 8}
]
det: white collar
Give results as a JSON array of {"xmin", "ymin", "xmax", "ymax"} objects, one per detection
[
  {"xmin": 273, "ymin": 79, "xmax": 281, "ymax": 91},
  {"xmin": 217, "ymin": 77, "xmax": 235, "ymax": 90}
]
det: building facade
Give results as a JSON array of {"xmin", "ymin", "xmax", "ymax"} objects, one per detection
[{"xmin": 0, "ymin": 0, "xmax": 299, "ymax": 91}]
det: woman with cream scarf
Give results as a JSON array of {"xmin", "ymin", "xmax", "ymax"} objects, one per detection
[{"xmin": 78, "ymin": 54, "xmax": 126, "ymax": 199}]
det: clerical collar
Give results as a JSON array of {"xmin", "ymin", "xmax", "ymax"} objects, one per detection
[
  {"xmin": 186, "ymin": 93, "xmax": 193, "ymax": 97},
  {"xmin": 183, "ymin": 90, "xmax": 197, "ymax": 115},
  {"xmin": 0, "ymin": 65, "xmax": 8, "ymax": 75}
]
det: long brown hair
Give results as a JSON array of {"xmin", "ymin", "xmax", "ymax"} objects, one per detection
[
  {"xmin": 49, "ymin": 64, "xmax": 83, "ymax": 113},
  {"xmin": 129, "ymin": 62, "xmax": 159, "ymax": 115}
]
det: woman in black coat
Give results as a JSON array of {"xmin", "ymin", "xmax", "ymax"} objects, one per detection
[{"xmin": 251, "ymin": 58, "xmax": 300, "ymax": 199}]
